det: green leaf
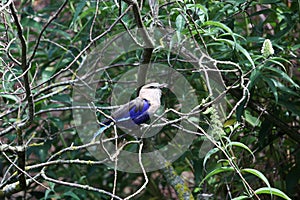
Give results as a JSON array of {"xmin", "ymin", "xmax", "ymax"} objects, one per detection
[
  {"xmin": 236, "ymin": 98, "xmax": 248, "ymax": 122},
  {"xmin": 217, "ymin": 38, "xmax": 255, "ymax": 68},
  {"xmin": 70, "ymin": 0, "xmax": 87, "ymax": 28},
  {"xmin": 241, "ymin": 168, "xmax": 271, "ymax": 188},
  {"xmin": 276, "ymin": 81, "xmax": 300, "ymax": 97},
  {"xmin": 21, "ymin": 17, "xmax": 43, "ymax": 32},
  {"xmin": 47, "ymin": 28, "xmax": 72, "ymax": 41},
  {"xmin": 245, "ymin": 36, "xmax": 265, "ymax": 43},
  {"xmin": 176, "ymin": 14, "xmax": 185, "ymax": 42},
  {"xmin": 248, "ymin": 68, "xmax": 261, "ymax": 90},
  {"xmin": 200, "ymin": 167, "xmax": 234, "ymax": 185},
  {"xmin": 186, "ymin": 4, "xmax": 208, "ymax": 22},
  {"xmin": 226, "ymin": 142, "xmax": 255, "ymax": 160},
  {"xmin": 278, "ymin": 99, "xmax": 300, "ymax": 116},
  {"xmin": 266, "ymin": 57, "xmax": 292, "ymax": 72},
  {"xmin": 259, "ymin": 0, "xmax": 281, "ymax": 3},
  {"xmin": 0, "ymin": 94, "xmax": 19, "ymax": 102},
  {"xmin": 44, "ymin": 189, "xmax": 51, "ymax": 200},
  {"xmin": 244, "ymin": 110, "xmax": 260, "ymax": 127},
  {"xmin": 52, "ymin": 94, "xmax": 71, "ymax": 104},
  {"xmin": 263, "ymin": 77, "xmax": 278, "ymax": 103},
  {"xmin": 232, "ymin": 196, "xmax": 251, "ymax": 200},
  {"xmin": 63, "ymin": 191, "xmax": 81, "ymax": 200},
  {"xmin": 203, "ymin": 148, "xmax": 219, "ymax": 170},
  {"xmin": 42, "ymin": 66, "xmax": 55, "ymax": 82},
  {"xmin": 255, "ymin": 187, "xmax": 292, "ymax": 200},
  {"xmin": 50, "ymin": 117, "xmax": 64, "ymax": 129},
  {"xmin": 44, "ymin": 182, "xmax": 56, "ymax": 199},
  {"xmin": 291, "ymin": 43, "xmax": 300, "ymax": 51},
  {"xmin": 264, "ymin": 66, "xmax": 300, "ymax": 88},
  {"xmin": 202, "ymin": 21, "xmax": 237, "ymax": 44},
  {"xmin": 176, "ymin": 14, "xmax": 185, "ymax": 32}
]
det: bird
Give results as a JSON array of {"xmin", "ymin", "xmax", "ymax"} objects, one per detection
[{"xmin": 92, "ymin": 82, "xmax": 167, "ymax": 141}]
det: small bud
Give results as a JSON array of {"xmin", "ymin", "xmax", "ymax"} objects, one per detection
[{"xmin": 261, "ymin": 39, "xmax": 274, "ymax": 57}]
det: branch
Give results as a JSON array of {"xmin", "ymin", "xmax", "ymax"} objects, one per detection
[
  {"xmin": 0, "ymin": 0, "xmax": 13, "ymax": 12},
  {"xmin": 39, "ymin": 142, "xmax": 122, "ymax": 200},
  {"xmin": 122, "ymin": 0, "xmax": 155, "ymax": 86},
  {"xmin": 124, "ymin": 141, "xmax": 149, "ymax": 200},
  {"xmin": 0, "ymin": 144, "xmax": 25, "ymax": 153},
  {"xmin": 10, "ymin": 3, "xmax": 34, "ymax": 126},
  {"xmin": 40, "ymin": 171, "xmax": 123, "ymax": 200},
  {"xmin": 0, "ymin": 179, "xmax": 33, "ymax": 198},
  {"xmin": 0, "ymin": 152, "xmax": 49, "ymax": 193},
  {"xmin": 26, "ymin": 159, "xmax": 108, "ymax": 170},
  {"xmin": 9, "ymin": 3, "xmax": 31, "ymax": 190},
  {"xmin": 155, "ymin": 152, "xmax": 194, "ymax": 200}
]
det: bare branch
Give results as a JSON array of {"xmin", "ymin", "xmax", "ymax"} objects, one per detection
[
  {"xmin": 0, "ymin": 0, "xmax": 13, "ymax": 12},
  {"xmin": 122, "ymin": 0, "xmax": 155, "ymax": 86}
]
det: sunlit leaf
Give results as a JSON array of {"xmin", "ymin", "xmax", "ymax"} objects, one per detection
[
  {"xmin": 226, "ymin": 142, "xmax": 255, "ymax": 161},
  {"xmin": 0, "ymin": 94, "xmax": 19, "ymax": 103},
  {"xmin": 255, "ymin": 187, "xmax": 292, "ymax": 200},
  {"xmin": 242, "ymin": 168, "xmax": 270, "ymax": 188}
]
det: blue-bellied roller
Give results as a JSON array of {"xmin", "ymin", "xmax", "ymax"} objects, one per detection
[{"xmin": 92, "ymin": 82, "xmax": 167, "ymax": 140}]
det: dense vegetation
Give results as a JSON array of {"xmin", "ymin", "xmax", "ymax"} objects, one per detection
[{"xmin": 0, "ymin": 0, "xmax": 299, "ymax": 199}]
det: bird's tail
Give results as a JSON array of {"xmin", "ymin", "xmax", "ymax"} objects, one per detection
[{"xmin": 91, "ymin": 125, "xmax": 109, "ymax": 142}]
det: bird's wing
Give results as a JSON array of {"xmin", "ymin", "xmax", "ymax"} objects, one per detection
[
  {"xmin": 131, "ymin": 110, "xmax": 150, "ymax": 125},
  {"xmin": 112, "ymin": 97, "xmax": 150, "ymax": 123},
  {"xmin": 100, "ymin": 100, "xmax": 138, "ymax": 125},
  {"xmin": 129, "ymin": 98, "xmax": 151, "ymax": 125},
  {"xmin": 93, "ymin": 98, "xmax": 152, "ymax": 140}
]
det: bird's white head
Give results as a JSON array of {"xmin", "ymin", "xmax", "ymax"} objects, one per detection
[
  {"xmin": 138, "ymin": 82, "xmax": 167, "ymax": 116},
  {"xmin": 138, "ymin": 82, "xmax": 167, "ymax": 114},
  {"xmin": 138, "ymin": 82, "xmax": 167, "ymax": 100}
]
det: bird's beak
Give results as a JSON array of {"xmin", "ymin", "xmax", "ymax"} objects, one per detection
[{"xmin": 159, "ymin": 83, "xmax": 168, "ymax": 88}]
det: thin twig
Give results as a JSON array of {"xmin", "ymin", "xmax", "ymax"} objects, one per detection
[
  {"xmin": 89, "ymin": 0, "xmax": 100, "ymax": 41},
  {"xmin": 124, "ymin": 141, "xmax": 148, "ymax": 200},
  {"xmin": 28, "ymin": 0, "xmax": 68, "ymax": 64},
  {"xmin": 1, "ymin": 152, "xmax": 49, "ymax": 190},
  {"xmin": 40, "ymin": 171, "xmax": 123, "ymax": 200},
  {"xmin": 0, "ymin": 0, "xmax": 13, "ymax": 12}
]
